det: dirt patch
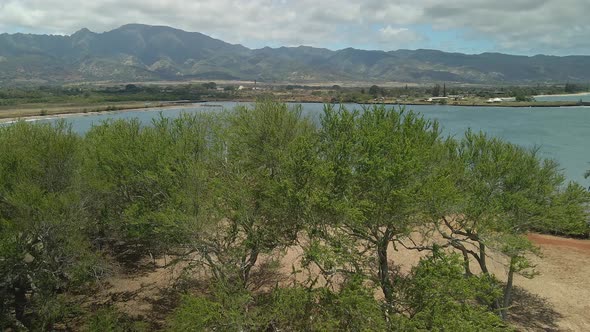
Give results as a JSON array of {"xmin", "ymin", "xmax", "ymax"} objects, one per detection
[
  {"xmin": 528, "ymin": 233, "xmax": 590, "ymax": 254},
  {"xmin": 89, "ymin": 233, "xmax": 590, "ymax": 331},
  {"xmin": 514, "ymin": 233, "xmax": 590, "ymax": 331}
]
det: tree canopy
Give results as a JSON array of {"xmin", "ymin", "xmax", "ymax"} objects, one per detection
[{"xmin": 0, "ymin": 101, "xmax": 588, "ymax": 330}]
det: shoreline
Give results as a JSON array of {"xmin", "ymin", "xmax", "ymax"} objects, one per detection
[
  {"xmin": 2, "ymin": 99, "xmax": 590, "ymax": 124},
  {"xmin": 0, "ymin": 102, "xmax": 210, "ymax": 124},
  {"xmin": 534, "ymin": 92, "xmax": 590, "ymax": 98}
]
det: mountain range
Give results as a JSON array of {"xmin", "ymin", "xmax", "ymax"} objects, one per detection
[{"xmin": 1, "ymin": 23, "xmax": 590, "ymax": 85}]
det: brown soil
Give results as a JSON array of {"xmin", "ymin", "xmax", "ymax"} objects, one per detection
[
  {"xmin": 516, "ymin": 234, "xmax": 590, "ymax": 331},
  {"xmin": 527, "ymin": 233, "xmax": 590, "ymax": 254},
  {"xmin": 91, "ymin": 233, "xmax": 590, "ymax": 331}
]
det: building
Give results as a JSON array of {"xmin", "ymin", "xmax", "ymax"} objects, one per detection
[{"xmin": 427, "ymin": 97, "xmax": 449, "ymax": 102}]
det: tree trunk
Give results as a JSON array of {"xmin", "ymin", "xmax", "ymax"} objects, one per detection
[
  {"xmin": 460, "ymin": 248, "xmax": 472, "ymax": 276},
  {"xmin": 241, "ymin": 248, "xmax": 259, "ymax": 286},
  {"xmin": 501, "ymin": 256, "xmax": 516, "ymax": 320},
  {"xmin": 478, "ymin": 242, "xmax": 489, "ymax": 274},
  {"xmin": 377, "ymin": 242, "xmax": 394, "ymax": 306},
  {"xmin": 14, "ymin": 281, "xmax": 27, "ymax": 326},
  {"xmin": 477, "ymin": 242, "xmax": 503, "ymax": 315}
]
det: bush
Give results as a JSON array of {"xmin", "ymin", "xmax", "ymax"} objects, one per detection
[
  {"xmin": 168, "ymin": 279, "xmax": 387, "ymax": 331},
  {"xmin": 86, "ymin": 307, "xmax": 149, "ymax": 332},
  {"xmin": 397, "ymin": 251, "xmax": 508, "ymax": 331}
]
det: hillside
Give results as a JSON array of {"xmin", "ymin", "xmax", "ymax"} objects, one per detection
[{"xmin": 1, "ymin": 24, "xmax": 590, "ymax": 85}]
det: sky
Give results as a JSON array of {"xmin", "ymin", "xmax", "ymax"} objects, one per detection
[{"xmin": 0, "ymin": 0, "xmax": 588, "ymax": 56}]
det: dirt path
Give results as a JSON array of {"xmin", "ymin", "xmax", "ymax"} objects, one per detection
[{"xmin": 516, "ymin": 234, "xmax": 590, "ymax": 331}]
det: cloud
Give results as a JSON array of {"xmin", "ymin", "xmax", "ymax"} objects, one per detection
[
  {"xmin": 0, "ymin": 0, "xmax": 587, "ymax": 54},
  {"xmin": 378, "ymin": 25, "xmax": 426, "ymax": 46}
]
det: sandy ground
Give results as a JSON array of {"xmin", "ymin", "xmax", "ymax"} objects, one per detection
[
  {"xmin": 94, "ymin": 233, "xmax": 590, "ymax": 331},
  {"xmin": 516, "ymin": 234, "xmax": 590, "ymax": 331}
]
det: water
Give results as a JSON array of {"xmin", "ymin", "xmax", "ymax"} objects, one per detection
[
  {"xmin": 28, "ymin": 102, "xmax": 590, "ymax": 187},
  {"xmin": 535, "ymin": 93, "xmax": 590, "ymax": 102}
]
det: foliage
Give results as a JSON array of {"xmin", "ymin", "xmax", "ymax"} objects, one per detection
[
  {"xmin": 168, "ymin": 278, "xmax": 387, "ymax": 332},
  {"xmin": 515, "ymin": 94, "xmax": 534, "ymax": 102},
  {"xmin": 540, "ymin": 182, "xmax": 590, "ymax": 236},
  {"xmin": 189, "ymin": 100, "xmax": 316, "ymax": 286},
  {"xmin": 430, "ymin": 129, "xmax": 589, "ymax": 318},
  {"xmin": 305, "ymin": 104, "xmax": 446, "ymax": 307},
  {"xmin": 0, "ymin": 121, "xmax": 103, "ymax": 329},
  {"xmin": 397, "ymin": 251, "xmax": 508, "ymax": 331},
  {"xmin": 368, "ymin": 84, "xmax": 381, "ymax": 97},
  {"xmin": 564, "ymin": 82, "xmax": 588, "ymax": 93},
  {"xmin": 86, "ymin": 307, "xmax": 149, "ymax": 332},
  {"xmin": 80, "ymin": 113, "xmax": 220, "ymax": 256},
  {"xmin": 0, "ymin": 100, "xmax": 588, "ymax": 330}
]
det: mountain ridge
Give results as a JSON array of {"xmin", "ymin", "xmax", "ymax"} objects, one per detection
[{"xmin": 1, "ymin": 23, "xmax": 589, "ymax": 85}]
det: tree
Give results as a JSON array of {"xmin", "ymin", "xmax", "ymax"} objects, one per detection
[
  {"xmin": 81, "ymin": 114, "xmax": 219, "ymax": 258},
  {"xmin": 369, "ymin": 85, "xmax": 381, "ymax": 98},
  {"xmin": 189, "ymin": 101, "xmax": 316, "ymax": 287},
  {"xmin": 305, "ymin": 105, "xmax": 445, "ymax": 310},
  {"xmin": 515, "ymin": 94, "xmax": 534, "ymax": 102},
  {"xmin": 432, "ymin": 130, "xmax": 589, "ymax": 318},
  {"xmin": 124, "ymin": 84, "xmax": 140, "ymax": 92},
  {"xmin": 169, "ymin": 278, "xmax": 387, "ymax": 331},
  {"xmin": 202, "ymin": 82, "xmax": 217, "ymax": 90},
  {"xmin": 432, "ymin": 84, "xmax": 441, "ymax": 97},
  {"xmin": 0, "ymin": 121, "xmax": 102, "ymax": 329}
]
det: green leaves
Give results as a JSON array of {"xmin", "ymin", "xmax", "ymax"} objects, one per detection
[
  {"xmin": 399, "ymin": 252, "xmax": 508, "ymax": 331},
  {"xmin": 0, "ymin": 121, "xmax": 102, "ymax": 329},
  {"xmin": 81, "ymin": 113, "xmax": 220, "ymax": 254},
  {"xmin": 1, "ymin": 101, "xmax": 587, "ymax": 330}
]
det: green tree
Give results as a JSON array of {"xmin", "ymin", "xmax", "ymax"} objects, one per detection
[
  {"xmin": 0, "ymin": 121, "xmax": 102, "ymax": 329},
  {"xmin": 433, "ymin": 130, "xmax": 589, "ymax": 318},
  {"xmin": 81, "ymin": 114, "xmax": 219, "ymax": 258},
  {"xmin": 432, "ymin": 84, "xmax": 441, "ymax": 97},
  {"xmin": 369, "ymin": 85, "xmax": 381, "ymax": 98},
  {"xmin": 305, "ymin": 105, "xmax": 445, "ymax": 310},
  {"xmin": 189, "ymin": 101, "xmax": 316, "ymax": 287},
  {"xmin": 202, "ymin": 82, "xmax": 217, "ymax": 90}
]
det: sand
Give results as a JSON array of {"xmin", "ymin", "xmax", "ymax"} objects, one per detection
[{"xmin": 92, "ymin": 233, "xmax": 590, "ymax": 331}]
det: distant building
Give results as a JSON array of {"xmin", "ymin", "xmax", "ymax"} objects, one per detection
[
  {"xmin": 485, "ymin": 97, "xmax": 515, "ymax": 102},
  {"xmin": 427, "ymin": 97, "xmax": 449, "ymax": 102},
  {"xmin": 447, "ymin": 95, "xmax": 465, "ymax": 100}
]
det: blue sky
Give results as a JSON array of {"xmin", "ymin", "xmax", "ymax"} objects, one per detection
[{"xmin": 0, "ymin": 0, "xmax": 588, "ymax": 55}]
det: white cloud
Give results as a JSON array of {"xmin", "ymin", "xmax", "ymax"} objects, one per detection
[
  {"xmin": 377, "ymin": 25, "xmax": 426, "ymax": 49},
  {"xmin": 0, "ymin": 0, "xmax": 588, "ymax": 54}
]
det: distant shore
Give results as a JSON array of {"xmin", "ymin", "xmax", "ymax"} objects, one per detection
[
  {"xmin": 534, "ymin": 92, "xmax": 590, "ymax": 98},
  {"xmin": 0, "ymin": 101, "xmax": 203, "ymax": 124},
  {"xmin": 2, "ymin": 98, "xmax": 590, "ymax": 124}
]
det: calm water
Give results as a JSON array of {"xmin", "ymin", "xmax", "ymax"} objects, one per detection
[
  {"xmin": 30, "ymin": 102, "xmax": 590, "ymax": 187},
  {"xmin": 535, "ymin": 93, "xmax": 590, "ymax": 102}
]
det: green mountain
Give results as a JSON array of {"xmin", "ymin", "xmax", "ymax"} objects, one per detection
[{"xmin": 1, "ymin": 23, "xmax": 590, "ymax": 85}]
